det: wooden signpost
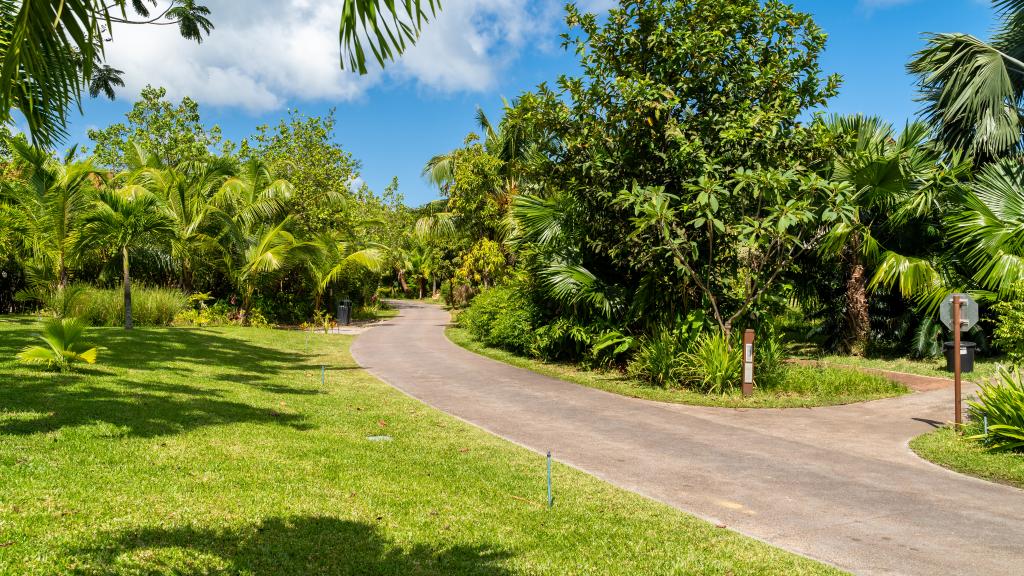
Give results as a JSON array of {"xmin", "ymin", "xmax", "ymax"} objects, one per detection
[{"xmin": 940, "ymin": 293, "xmax": 979, "ymax": 427}]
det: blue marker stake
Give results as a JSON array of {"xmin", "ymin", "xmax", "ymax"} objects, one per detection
[
  {"xmin": 984, "ymin": 414, "xmax": 989, "ymax": 436},
  {"xmin": 547, "ymin": 451, "xmax": 553, "ymax": 508},
  {"xmin": 321, "ymin": 364, "xmax": 325, "ymax": 386}
]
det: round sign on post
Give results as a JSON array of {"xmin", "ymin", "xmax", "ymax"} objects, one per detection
[{"xmin": 940, "ymin": 293, "xmax": 979, "ymax": 331}]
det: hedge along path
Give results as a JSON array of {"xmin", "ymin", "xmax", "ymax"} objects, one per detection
[{"xmin": 352, "ymin": 301, "xmax": 1024, "ymax": 576}]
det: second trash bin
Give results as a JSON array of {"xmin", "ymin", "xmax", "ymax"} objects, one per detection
[
  {"xmin": 943, "ymin": 340, "xmax": 976, "ymax": 373},
  {"xmin": 337, "ymin": 299, "xmax": 352, "ymax": 326}
]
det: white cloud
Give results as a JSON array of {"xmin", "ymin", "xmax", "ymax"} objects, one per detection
[{"xmin": 102, "ymin": 0, "xmax": 568, "ymax": 112}]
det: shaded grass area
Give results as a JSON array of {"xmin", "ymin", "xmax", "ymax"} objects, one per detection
[
  {"xmin": 0, "ymin": 317, "xmax": 841, "ymax": 575},
  {"xmin": 446, "ymin": 327, "xmax": 907, "ymax": 409},
  {"xmin": 910, "ymin": 426, "xmax": 1024, "ymax": 490},
  {"xmin": 805, "ymin": 354, "xmax": 1004, "ymax": 382}
]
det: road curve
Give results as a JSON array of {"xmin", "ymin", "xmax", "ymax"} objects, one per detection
[{"xmin": 351, "ymin": 301, "xmax": 1024, "ymax": 576}]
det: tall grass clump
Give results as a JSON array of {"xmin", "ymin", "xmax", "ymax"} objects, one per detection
[
  {"xmin": 70, "ymin": 286, "xmax": 186, "ymax": 327},
  {"xmin": 969, "ymin": 366, "xmax": 1024, "ymax": 452}
]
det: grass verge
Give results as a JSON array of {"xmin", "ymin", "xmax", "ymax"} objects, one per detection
[
  {"xmin": 446, "ymin": 327, "xmax": 907, "ymax": 409},
  {"xmin": 805, "ymin": 354, "xmax": 1004, "ymax": 382},
  {"xmin": 910, "ymin": 426, "xmax": 1024, "ymax": 490},
  {"xmin": 0, "ymin": 317, "xmax": 841, "ymax": 575}
]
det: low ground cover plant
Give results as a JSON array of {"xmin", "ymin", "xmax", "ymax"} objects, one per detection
[
  {"xmin": 969, "ymin": 366, "xmax": 1024, "ymax": 452},
  {"xmin": 16, "ymin": 317, "xmax": 98, "ymax": 372}
]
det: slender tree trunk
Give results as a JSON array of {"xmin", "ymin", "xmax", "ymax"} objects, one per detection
[
  {"xmin": 123, "ymin": 247, "xmax": 133, "ymax": 330},
  {"xmin": 418, "ymin": 277, "xmax": 425, "ymax": 299},
  {"xmin": 397, "ymin": 268, "xmax": 409, "ymax": 293},
  {"xmin": 844, "ymin": 248, "xmax": 869, "ymax": 355},
  {"xmin": 432, "ymin": 275, "xmax": 437, "ymax": 297}
]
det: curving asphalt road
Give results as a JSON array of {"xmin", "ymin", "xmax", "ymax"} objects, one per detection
[{"xmin": 350, "ymin": 301, "xmax": 1024, "ymax": 576}]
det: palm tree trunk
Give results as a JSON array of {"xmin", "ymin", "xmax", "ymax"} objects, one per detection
[
  {"xmin": 418, "ymin": 277, "xmax": 425, "ymax": 299},
  {"xmin": 122, "ymin": 246, "xmax": 133, "ymax": 330},
  {"xmin": 845, "ymin": 250, "xmax": 869, "ymax": 355},
  {"xmin": 397, "ymin": 268, "xmax": 409, "ymax": 293}
]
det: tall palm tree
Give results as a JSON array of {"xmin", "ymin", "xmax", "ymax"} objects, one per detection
[
  {"xmin": 909, "ymin": 0, "xmax": 1024, "ymax": 159},
  {"xmin": 81, "ymin": 188, "xmax": 172, "ymax": 329},
  {"xmin": 4, "ymin": 138, "xmax": 100, "ymax": 289}
]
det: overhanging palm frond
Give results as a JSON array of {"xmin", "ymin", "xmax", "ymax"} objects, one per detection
[
  {"xmin": 339, "ymin": 0, "xmax": 440, "ymax": 74},
  {"xmin": 949, "ymin": 158, "xmax": 1024, "ymax": 295},
  {"xmin": 909, "ymin": 32, "xmax": 1024, "ymax": 157}
]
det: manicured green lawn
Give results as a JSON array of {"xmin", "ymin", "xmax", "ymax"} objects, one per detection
[
  {"xmin": 446, "ymin": 327, "xmax": 907, "ymax": 409},
  {"xmin": 806, "ymin": 354, "xmax": 1004, "ymax": 382},
  {"xmin": 0, "ymin": 317, "xmax": 841, "ymax": 575},
  {"xmin": 910, "ymin": 426, "xmax": 1024, "ymax": 490}
]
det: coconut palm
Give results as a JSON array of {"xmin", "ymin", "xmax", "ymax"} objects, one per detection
[
  {"xmin": 219, "ymin": 217, "xmax": 312, "ymax": 319},
  {"xmin": 307, "ymin": 233, "xmax": 384, "ymax": 312},
  {"xmin": 81, "ymin": 188, "xmax": 172, "ymax": 329},
  {"xmin": 3, "ymin": 138, "xmax": 101, "ymax": 289},
  {"xmin": 908, "ymin": 0, "xmax": 1024, "ymax": 158}
]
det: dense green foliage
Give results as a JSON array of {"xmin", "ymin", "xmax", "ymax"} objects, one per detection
[{"xmin": 1, "ymin": 89, "xmax": 404, "ymax": 328}]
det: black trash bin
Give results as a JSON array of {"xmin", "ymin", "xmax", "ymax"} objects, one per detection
[
  {"xmin": 943, "ymin": 341, "xmax": 976, "ymax": 373},
  {"xmin": 337, "ymin": 299, "xmax": 352, "ymax": 326}
]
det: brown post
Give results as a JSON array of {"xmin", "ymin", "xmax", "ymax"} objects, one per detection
[
  {"xmin": 742, "ymin": 329, "xmax": 754, "ymax": 397},
  {"xmin": 953, "ymin": 295, "xmax": 962, "ymax": 427}
]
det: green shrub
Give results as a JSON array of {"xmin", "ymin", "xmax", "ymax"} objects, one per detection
[
  {"xmin": 993, "ymin": 287, "xmax": 1024, "ymax": 362},
  {"xmin": 969, "ymin": 366, "xmax": 1024, "ymax": 452},
  {"xmin": 754, "ymin": 323, "xmax": 788, "ymax": 389},
  {"xmin": 459, "ymin": 285, "xmax": 537, "ymax": 355},
  {"xmin": 69, "ymin": 286, "xmax": 186, "ymax": 327},
  {"xmin": 628, "ymin": 329, "xmax": 688, "ymax": 388},
  {"xmin": 679, "ymin": 331, "xmax": 743, "ymax": 394},
  {"xmin": 16, "ymin": 317, "xmax": 98, "ymax": 372}
]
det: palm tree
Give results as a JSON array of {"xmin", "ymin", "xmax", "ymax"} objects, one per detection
[
  {"xmin": 908, "ymin": 0, "xmax": 1024, "ymax": 159},
  {"xmin": 818, "ymin": 115, "xmax": 952, "ymax": 353},
  {"xmin": 307, "ymin": 233, "xmax": 384, "ymax": 312},
  {"xmin": 220, "ymin": 217, "xmax": 312, "ymax": 319},
  {"xmin": 81, "ymin": 188, "xmax": 172, "ymax": 329},
  {"xmin": 0, "ymin": 1, "xmax": 214, "ymax": 147},
  {"xmin": 3, "ymin": 139, "xmax": 100, "ymax": 289}
]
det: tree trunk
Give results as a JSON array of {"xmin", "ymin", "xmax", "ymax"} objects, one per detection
[
  {"xmin": 397, "ymin": 268, "xmax": 409, "ymax": 293},
  {"xmin": 122, "ymin": 246, "xmax": 133, "ymax": 330},
  {"xmin": 844, "ymin": 251, "xmax": 869, "ymax": 355},
  {"xmin": 432, "ymin": 275, "xmax": 437, "ymax": 298},
  {"xmin": 418, "ymin": 277, "xmax": 425, "ymax": 299}
]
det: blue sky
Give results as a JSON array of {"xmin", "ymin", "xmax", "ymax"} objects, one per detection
[{"xmin": 64, "ymin": 0, "xmax": 995, "ymax": 206}]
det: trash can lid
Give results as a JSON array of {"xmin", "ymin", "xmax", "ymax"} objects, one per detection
[{"xmin": 942, "ymin": 341, "xmax": 977, "ymax": 347}]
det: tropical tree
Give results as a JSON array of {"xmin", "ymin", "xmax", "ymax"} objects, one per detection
[
  {"xmin": 817, "ymin": 115, "xmax": 966, "ymax": 353},
  {"xmin": 908, "ymin": 0, "xmax": 1024, "ymax": 159},
  {"xmin": 218, "ymin": 217, "xmax": 312, "ymax": 319},
  {"xmin": 3, "ymin": 139, "xmax": 100, "ymax": 289},
  {"xmin": 307, "ymin": 232, "xmax": 383, "ymax": 312},
  {"xmin": 81, "ymin": 188, "xmax": 172, "ymax": 329}
]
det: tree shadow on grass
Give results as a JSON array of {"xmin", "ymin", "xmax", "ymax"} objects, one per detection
[
  {"xmin": 71, "ymin": 516, "xmax": 513, "ymax": 576},
  {"xmin": 0, "ymin": 325, "xmax": 323, "ymax": 438},
  {"xmin": 0, "ymin": 377, "xmax": 312, "ymax": 437}
]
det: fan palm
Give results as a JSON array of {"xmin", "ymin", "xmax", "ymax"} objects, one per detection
[
  {"xmin": 818, "ymin": 115, "xmax": 953, "ymax": 352},
  {"xmin": 908, "ymin": 0, "xmax": 1024, "ymax": 158},
  {"xmin": 17, "ymin": 316, "xmax": 98, "ymax": 371},
  {"xmin": 81, "ymin": 188, "xmax": 172, "ymax": 329}
]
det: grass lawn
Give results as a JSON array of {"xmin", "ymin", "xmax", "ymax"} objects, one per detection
[
  {"xmin": 446, "ymin": 327, "xmax": 908, "ymax": 409},
  {"xmin": 805, "ymin": 354, "xmax": 1004, "ymax": 382},
  {"xmin": 910, "ymin": 426, "xmax": 1024, "ymax": 490},
  {"xmin": 0, "ymin": 317, "xmax": 842, "ymax": 575}
]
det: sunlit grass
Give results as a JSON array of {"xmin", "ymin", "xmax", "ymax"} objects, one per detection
[
  {"xmin": 911, "ymin": 426, "xmax": 1024, "ymax": 490},
  {"xmin": 0, "ymin": 318, "xmax": 841, "ymax": 575}
]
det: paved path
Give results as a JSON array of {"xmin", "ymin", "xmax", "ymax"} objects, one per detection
[{"xmin": 351, "ymin": 302, "xmax": 1024, "ymax": 576}]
